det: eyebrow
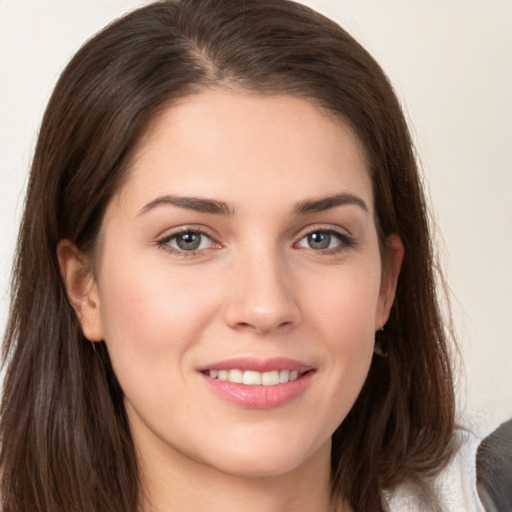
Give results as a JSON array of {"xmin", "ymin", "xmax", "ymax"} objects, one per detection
[
  {"xmin": 293, "ymin": 192, "xmax": 368, "ymax": 215},
  {"xmin": 138, "ymin": 195, "xmax": 235, "ymax": 217},
  {"xmin": 137, "ymin": 191, "xmax": 368, "ymax": 217}
]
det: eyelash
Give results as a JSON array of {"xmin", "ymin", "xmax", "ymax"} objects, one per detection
[
  {"xmin": 295, "ymin": 226, "xmax": 355, "ymax": 254},
  {"xmin": 156, "ymin": 227, "xmax": 219, "ymax": 257},
  {"xmin": 156, "ymin": 226, "xmax": 355, "ymax": 257}
]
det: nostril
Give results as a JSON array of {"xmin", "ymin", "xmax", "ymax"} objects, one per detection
[{"xmin": 231, "ymin": 319, "xmax": 295, "ymax": 334}]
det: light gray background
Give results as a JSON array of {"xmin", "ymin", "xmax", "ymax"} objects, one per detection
[{"xmin": 1, "ymin": 0, "xmax": 511, "ymax": 435}]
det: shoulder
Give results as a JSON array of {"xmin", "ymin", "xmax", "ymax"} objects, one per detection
[
  {"xmin": 383, "ymin": 429, "xmax": 486, "ymax": 512},
  {"xmin": 476, "ymin": 418, "xmax": 512, "ymax": 512}
]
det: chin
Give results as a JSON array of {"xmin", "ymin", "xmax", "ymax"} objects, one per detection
[
  {"xmin": 206, "ymin": 451, "xmax": 314, "ymax": 479},
  {"xmin": 198, "ymin": 427, "xmax": 332, "ymax": 479}
]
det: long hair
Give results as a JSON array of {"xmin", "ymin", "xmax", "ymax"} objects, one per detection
[{"xmin": 1, "ymin": 1, "xmax": 456, "ymax": 511}]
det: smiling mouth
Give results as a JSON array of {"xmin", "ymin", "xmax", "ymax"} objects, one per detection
[
  {"xmin": 203, "ymin": 369, "xmax": 311, "ymax": 386},
  {"xmin": 200, "ymin": 360, "xmax": 315, "ymax": 408}
]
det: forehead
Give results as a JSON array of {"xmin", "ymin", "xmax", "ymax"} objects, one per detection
[{"xmin": 116, "ymin": 90, "xmax": 373, "ymax": 215}]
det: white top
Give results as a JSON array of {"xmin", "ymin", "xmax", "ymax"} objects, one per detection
[{"xmin": 384, "ymin": 430, "xmax": 486, "ymax": 511}]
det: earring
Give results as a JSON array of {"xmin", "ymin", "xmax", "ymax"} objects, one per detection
[{"xmin": 374, "ymin": 327, "xmax": 388, "ymax": 357}]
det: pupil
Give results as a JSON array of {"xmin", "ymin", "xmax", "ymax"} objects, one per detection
[
  {"xmin": 177, "ymin": 232, "xmax": 201, "ymax": 250},
  {"xmin": 308, "ymin": 232, "xmax": 330, "ymax": 250}
]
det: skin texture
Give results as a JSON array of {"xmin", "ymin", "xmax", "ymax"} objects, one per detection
[{"xmin": 59, "ymin": 90, "xmax": 403, "ymax": 512}]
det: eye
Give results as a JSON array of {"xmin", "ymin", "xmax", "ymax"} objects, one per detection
[
  {"xmin": 158, "ymin": 229, "xmax": 215, "ymax": 253},
  {"xmin": 296, "ymin": 229, "xmax": 351, "ymax": 251}
]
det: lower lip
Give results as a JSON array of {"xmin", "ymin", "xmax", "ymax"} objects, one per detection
[{"xmin": 200, "ymin": 371, "xmax": 314, "ymax": 409}]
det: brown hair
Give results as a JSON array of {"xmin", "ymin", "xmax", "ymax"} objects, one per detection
[{"xmin": 1, "ymin": 1, "xmax": 456, "ymax": 511}]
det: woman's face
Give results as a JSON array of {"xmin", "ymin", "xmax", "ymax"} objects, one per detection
[{"xmin": 70, "ymin": 90, "xmax": 401, "ymax": 480}]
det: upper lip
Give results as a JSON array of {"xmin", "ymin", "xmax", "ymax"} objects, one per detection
[{"xmin": 197, "ymin": 357, "xmax": 314, "ymax": 373}]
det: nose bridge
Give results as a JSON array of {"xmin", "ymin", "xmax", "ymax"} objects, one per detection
[{"xmin": 223, "ymin": 240, "xmax": 300, "ymax": 334}]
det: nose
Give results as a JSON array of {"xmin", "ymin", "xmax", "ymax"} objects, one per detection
[{"xmin": 222, "ymin": 248, "xmax": 302, "ymax": 335}]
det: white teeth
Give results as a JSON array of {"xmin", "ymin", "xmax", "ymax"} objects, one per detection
[
  {"xmin": 243, "ymin": 371, "xmax": 262, "ymax": 386},
  {"xmin": 228, "ymin": 369, "xmax": 243, "ymax": 383},
  {"xmin": 208, "ymin": 368, "xmax": 304, "ymax": 385},
  {"xmin": 262, "ymin": 370, "xmax": 280, "ymax": 386}
]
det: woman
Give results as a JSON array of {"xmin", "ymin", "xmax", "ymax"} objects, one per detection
[{"xmin": 0, "ymin": 0, "xmax": 485, "ymax": 511}]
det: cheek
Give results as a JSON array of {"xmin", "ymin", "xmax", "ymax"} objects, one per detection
[
  {"xmin": 305, "ymin": 259, "xmax": 382, "ymax": 341},
  {"xmin": 301, "ymin": 259, "xmax": 381, "ymax": 406},
  {"xmin": 95, "ymin": 256, "xmax": 219, "ymax": 380}
]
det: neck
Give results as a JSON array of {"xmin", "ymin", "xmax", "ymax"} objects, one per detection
[{"xmin": 137, "ymin": 435, "xmax": 347, "ymax": 512}]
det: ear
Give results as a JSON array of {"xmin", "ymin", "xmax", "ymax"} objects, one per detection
[
  {"xmin": 375, "ymin": 234, "xmax": 404, "ymax": 330},
  {"xmin": 57, "ymin": 240, "xmax": 104, "ymax": 342}
]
